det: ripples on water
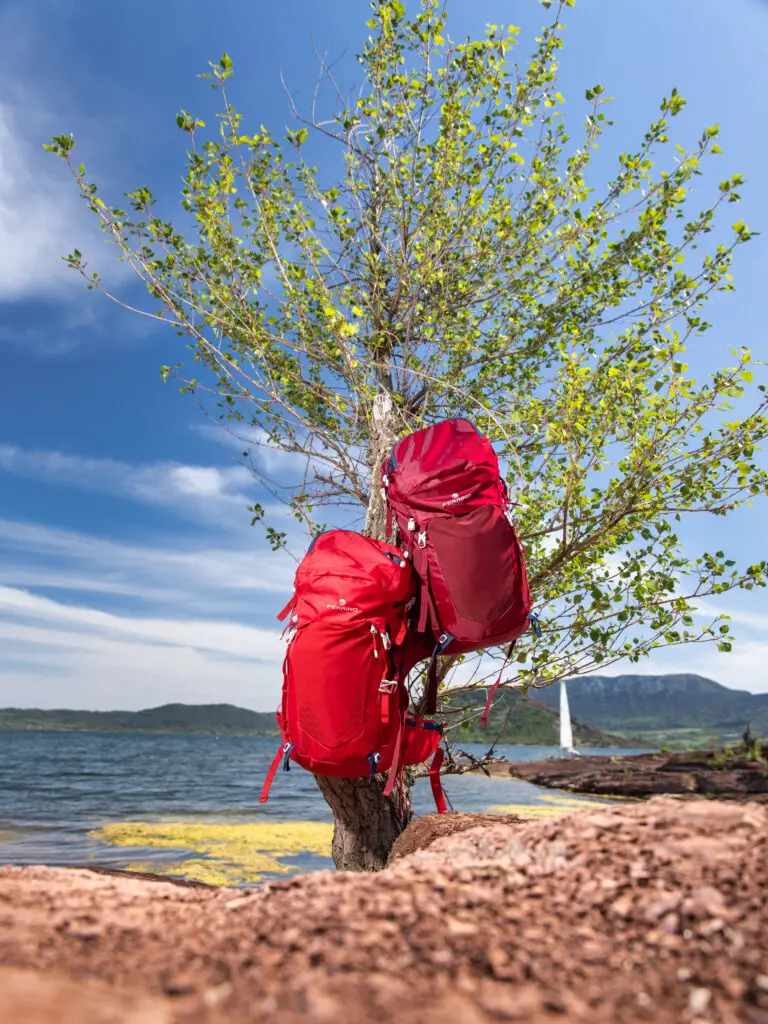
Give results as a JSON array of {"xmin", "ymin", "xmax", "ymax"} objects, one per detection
[{"xmin": 0, "ymin": 731, "xmax": 645, "ymax": 885}]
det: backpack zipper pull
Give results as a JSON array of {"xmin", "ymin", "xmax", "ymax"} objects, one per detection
[
  {"xmin": 407, "ymin": 517, "xmax": 416, "ymax": 532},
  {"xmin": 370, "ymin": 624, "xmax": 379, "ymax": 659}
]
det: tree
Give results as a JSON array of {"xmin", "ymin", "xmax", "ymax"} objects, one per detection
[{"xmin": 47, "ymin": 0, "xmax": 768, "ymax": 870}]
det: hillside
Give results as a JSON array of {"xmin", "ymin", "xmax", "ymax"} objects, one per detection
[
  {"xmin": 533, "ymin": 674, "xmax": 768, "ymax": 747},
  {"xmin": 0, "ymin": 704, "xmax": 279, "ymax": 736},
  {"xmin": 0, "ymin": 697, "xmax": 625, "ymax": 747},
  {"xmin": 447, "ymin": 689, "xmax": 629, "ymax": 747}
]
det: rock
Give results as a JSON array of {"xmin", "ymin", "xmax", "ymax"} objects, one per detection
[
  {"xmin": 387, "ymin": 811, "xmax": 525, "ymax": 864},
  {"xmin": 0, "ymin": 796, "xmax": 766, "ymax": 1023},
  {"xmin": 502, "ymin": 749, "xmax": 768, "ymax": 800}
]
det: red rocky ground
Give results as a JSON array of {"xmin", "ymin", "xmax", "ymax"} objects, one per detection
[{"xmin": 1, "ymin": 797, "xmax": 766, "ymax": 1023}]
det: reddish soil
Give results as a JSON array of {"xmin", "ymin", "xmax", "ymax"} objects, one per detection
[{"xmin": 1, "ymin": 797, "xmax": 767, "ymax": 1023}]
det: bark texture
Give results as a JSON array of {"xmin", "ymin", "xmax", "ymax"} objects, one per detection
[
  {"xmin": 315, "ymin": 775, "xmax": 411, "ymax": 872},
  {"xmin": 363, "ymin": 392, "xmax": 400, "ymax": 543},
  {"xmin": 317, "ymin": 392, "xmax": 409, "ymax": 872}
]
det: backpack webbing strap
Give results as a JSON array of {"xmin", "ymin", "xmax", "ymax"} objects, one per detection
[
  {"xmin": 259, "ymin": 741, "xmax": 291, "ymax": 804},
  {"xmin": 276, "ymin": 597, "xmax": 295, "ymax": 622},
  {"xmin": 382, "ymin": 711, "xmax": 406, "ymax": 798},
  {"xmin": 480, "ymin": 641, "xmax": 517, "ymax": 729},
  {"xmin": 429, "ymin": 747, "xmax": 447, "ymax": 815},
  {"xmin": 412, "ymin": 541, "xmax": 439, "ymax": 636}
]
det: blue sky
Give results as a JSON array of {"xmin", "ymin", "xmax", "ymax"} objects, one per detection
[{"xmin": 1, "ymin": 0, "xmax": 767, "ymax": 710}]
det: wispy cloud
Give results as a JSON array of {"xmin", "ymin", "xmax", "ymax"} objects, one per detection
[
  {"xmin": 0, "ymin": 98, "xmax": 119, "ymax": 304},
  {"xmin": 0, "ymin": 444, "xmax": 270, "ymax": 529},
  {"xmin": 0, "ymin": 529, "xmax": 291, "ymax": 709},
  {"xmin": 0, "ymin": 616, "xmax": 284, "ymax": 712},
  {"xmin": 0, "ymin": 518, "xmax": 296, "ymax": 614}
]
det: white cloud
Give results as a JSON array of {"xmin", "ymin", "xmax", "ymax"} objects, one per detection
[
  {"xmin": 0, "ymin": 518, "xmax": 296, "ymax": 611},
  {"xmin": 0, "ymin": 444, "xmax": 266, "ymax": 527},
  {"xmin": 0, "ymin": 585, "xmax": 281, "ymax": 660},
  {"xmin": 0, "ymin": 100, "xmax": 113, "ymax": 302},
  {"xmin": 0, "ymin": 581, "xmax": 286, "ymax": 711},
  {"xmin": 0, "ymin": 516, "xmax": 297, "ymax": 708}
]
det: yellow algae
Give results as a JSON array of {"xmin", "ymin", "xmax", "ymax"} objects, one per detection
[
  {"xmin": 488, "ymin": 795, "xmax": 612, "ymax": 818},
  {"xmin": 90, "ymin": 820, "xmax": 333, "ymax": 886},
  {"xmin": 122, "ymin": 859, "xmax": 270, "ymax": 888},
  {"xmin": 538, "ymin": 794, "xmax": 611, "ymax": 808}
]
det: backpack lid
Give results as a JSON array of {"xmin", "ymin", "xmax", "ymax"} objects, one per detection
[
  {"xmin": 386, "ymin": 419, "xmax": 503, "ymax": 511},
  {"xmin": 293, "ymin": 530, "xmax": 415, "ymax": 625}
]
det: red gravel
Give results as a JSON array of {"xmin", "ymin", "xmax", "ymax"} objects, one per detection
[{"xmin": 1, "ymin": 796, "xmax": 766, "ymax": 1023}]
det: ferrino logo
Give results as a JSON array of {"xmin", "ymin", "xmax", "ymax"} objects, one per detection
[
  {"xmin": 442, "ymin": 490, "xmax": 474, "ymax": 507},
  {"xmin": 326, "ymin": 598, "xmax": 361, "ymax": 613}
]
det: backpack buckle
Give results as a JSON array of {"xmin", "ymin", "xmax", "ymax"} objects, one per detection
[
  {"xmin": 378, "ymin": 680, "xmax": 398, "ymax": 693},
  {"xmin": 417, "ymin": 530, "xmax": 427, "ymax": 548}
]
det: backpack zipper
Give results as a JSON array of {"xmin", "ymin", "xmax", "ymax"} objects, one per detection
[{"xmin": 370, "ymin": 624, "xmax": 380, "ymax": 659}]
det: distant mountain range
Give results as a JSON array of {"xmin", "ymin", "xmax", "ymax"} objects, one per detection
[
  {"xmin": 446, "ymin": 689, "xmax": 629, "ymax": 748},
  {"xmin": 2, "ymin": 674, "xmax": 764, "ymax": 749},
  {"xmin": 0, "ymin": 696, "xmax": 627, "ymax": 748},
  {"xmin": 535, "ymin": 674, "xmax": 768, "ymax": 747}
]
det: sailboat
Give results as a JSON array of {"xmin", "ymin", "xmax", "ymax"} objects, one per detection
[{"xmin": 559, "ymin": 679, "xmax": 579, "ymax": 757}]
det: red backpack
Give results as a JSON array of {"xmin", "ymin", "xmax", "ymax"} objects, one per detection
[
  {"xmin": 260, "ymin": 530, "xmax": 447, "ymax": 811},
  {"xmin": 382, "ymin": 418, "xmax": 536, "ymax": 715}
]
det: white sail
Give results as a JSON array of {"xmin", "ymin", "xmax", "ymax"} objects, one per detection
[{"xmin": 559, "ymin": 679, "xmax": 574, "ymax": 751}]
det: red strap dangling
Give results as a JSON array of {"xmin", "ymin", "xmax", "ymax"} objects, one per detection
[
  {"xmin": 383, "ymin": 712, "xmax": 405, "ymax": 798},
  {"xmin": 277, "ymin": 597, "xmax": 295, "ymax": 622},
  {"xmin": 259, "ymin": 742, "xmax": 287, "ymax": 804},
  {"xmin": 429, "ymin": 747, "xmax": 447, "ymax": 815},
  {"xmin": 480, "ymin": 641, "xmax": 517, "ymax": 728}
]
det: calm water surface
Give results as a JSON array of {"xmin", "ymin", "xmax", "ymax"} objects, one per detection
[{"xmin": 0, "ymin": 731, "xmax": 646, "ymax": 884}]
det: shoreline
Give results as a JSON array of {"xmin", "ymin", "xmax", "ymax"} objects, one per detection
[{"xmin": 474, "ymin": 745, "xmax": 768, "ymax": 801}]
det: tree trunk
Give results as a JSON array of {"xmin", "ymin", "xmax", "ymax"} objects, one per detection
[
  {"xmin": 315, "ymin": 774, "xmax": 412, "ymax": 872},
  {"xmin": 317, "ymin": 392, "xmax": 408, "ymax": 872}
]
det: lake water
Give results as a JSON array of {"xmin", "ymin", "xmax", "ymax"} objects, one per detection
[{"xmin": 0, "ymin": 731, "xmax": 646, "ymax": 886}]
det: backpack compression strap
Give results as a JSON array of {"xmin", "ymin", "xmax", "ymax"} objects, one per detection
[
  {"xmin": 259, "ymin": 741, "xmax": 293, "ymax": 804},
  {"xmin": 479, "ymin": 641, "xmax": 517, "ymax": 728},
  {"xmin": 382, "ymin": 710, "xmax": 406, "ymax": 799},
  {"xmin": 429, "ymin": 747, "xmax": 447, "ymax": 814}
]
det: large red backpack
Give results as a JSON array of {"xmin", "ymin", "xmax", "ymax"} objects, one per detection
[
  {"xmin": 382, "ymin": 418, "xmax": 536, "ymax": 714},
  {"xmin": 259, "ymin": 530, "xmax": 446, "ymax": 810}
]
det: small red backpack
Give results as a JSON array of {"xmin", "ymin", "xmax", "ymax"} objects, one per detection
[
  {"xmin": 260, "ymin": 530, "xmax": 447, "ymax": 811},
  {"xmin": 382, "ymin": 418, "xmax": 536, "ymax": 715}
]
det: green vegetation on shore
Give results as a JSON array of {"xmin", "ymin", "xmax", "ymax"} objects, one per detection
[
  {"xmin": 0, "ymin": 698, "xmax": 625, "ymax": 746},
  {"xmin": 0, "ymin": 704, "xmax": 279, "ymax": 736},
  {"xmin": 446, "ymin": 690, "xmax": 631, "ymax": 748}
]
